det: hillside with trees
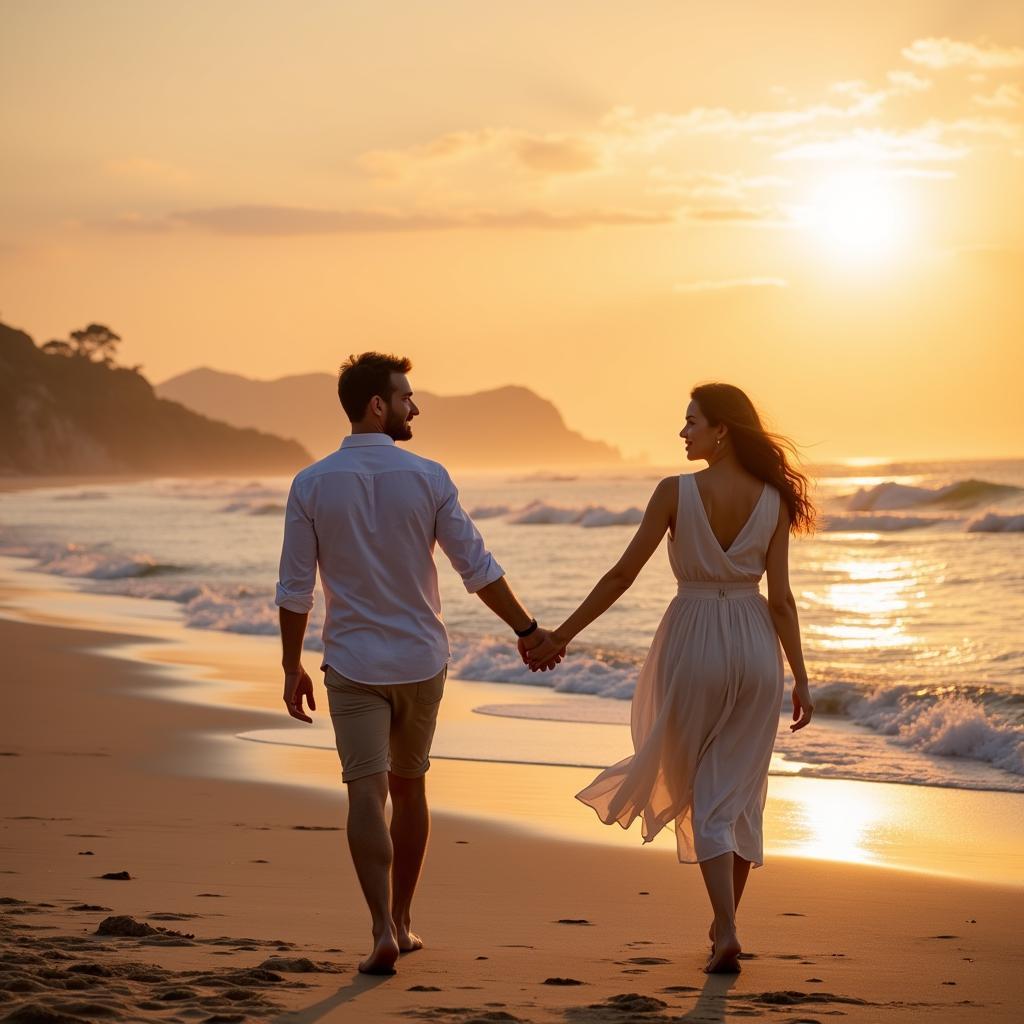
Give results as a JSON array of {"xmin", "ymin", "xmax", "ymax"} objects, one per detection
[{"xmin": 0, "ymin": 322, "xmax": 310, "ymax": 476}]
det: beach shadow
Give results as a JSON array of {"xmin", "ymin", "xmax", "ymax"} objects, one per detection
[
  {"xmin": 271, "ymin": 971, "xmax": 393, "ymax": 1023},
  {"xmin": 674, "ymin": 972, "xmax": 739, "ymax": 1022}
]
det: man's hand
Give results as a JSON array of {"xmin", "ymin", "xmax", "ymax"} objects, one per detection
[
  {"xmin": 518, "ymin": 628, "xmax": 567, "ymax": 672},
  {"xmin": 283, "ymin": 665, "xmax": 316, "ymax": 723}
]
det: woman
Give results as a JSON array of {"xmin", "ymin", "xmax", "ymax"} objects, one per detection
[{"xmin": 527, "ymin": 383, "xmax": 815, "ymax": 973}]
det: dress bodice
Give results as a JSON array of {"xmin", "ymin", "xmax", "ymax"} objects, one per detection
[{"xmin": 668, "ymin": 473, "xmax": 781, "ymax": 586}]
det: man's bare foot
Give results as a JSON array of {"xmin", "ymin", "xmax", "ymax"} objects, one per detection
[
  {"xmin": 704, "ymin": 925, "xmax": 741, "ymax": 974},
  {"xmin": 358, "ymin": 929, "xmax": 400, "ymax": 975},
  {"xmin": 397, "ymin": 928, "xmax": 424, "ymax": 953}
]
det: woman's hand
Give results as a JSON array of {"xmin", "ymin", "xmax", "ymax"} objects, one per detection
[
  {"xmin": 519, "ymin": 629, "xmax": 567, "ymax": 672},
  {"xmin": 790, "ymin": 681, "xmax": 814, "ymax": 731}
]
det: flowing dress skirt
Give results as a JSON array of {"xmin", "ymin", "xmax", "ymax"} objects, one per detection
[{"xmin": 576, "ymin": 585, "xmax": 784, "ymax": 865}]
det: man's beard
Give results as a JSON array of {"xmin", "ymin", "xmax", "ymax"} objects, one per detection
[{"xmin": 384, "ymin": 408, "xmax": 412, "ymax": 442}]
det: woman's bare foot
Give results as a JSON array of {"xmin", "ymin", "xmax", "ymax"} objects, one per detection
[
  {"xmin": 358, "ymin": 927, "xmax": 400, "ymax": 975},
  {"xmin": 397, "ymin": 928, "xmax": 424, "ymax": 953},
  {"xmin": 704, "ymin": 924, "xmax": 742, "ymax": 974}
]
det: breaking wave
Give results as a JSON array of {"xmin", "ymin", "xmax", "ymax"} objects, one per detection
[{"xmin": 846, "ymin": 478, "xmax": 1020, "ymax": 511}]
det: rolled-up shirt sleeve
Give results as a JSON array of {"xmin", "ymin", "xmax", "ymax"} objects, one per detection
[
  {"xmin": 434, "ymin": 470, "xmax": 504, "ymax": 593},
  {"xmin": 275, "ymin": 478, "xmax": 318, "ymax": 613}
]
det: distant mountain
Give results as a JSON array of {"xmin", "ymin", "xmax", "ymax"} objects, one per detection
[
  {"xmin": 157, "ymin": 367, "xmax": 622, "ymax": 467},
  {"xmin": 0, "ymin": 323, "xmax": 311, "ymax": 475}
]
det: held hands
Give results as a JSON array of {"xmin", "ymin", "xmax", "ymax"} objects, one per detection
[
  {"xmin": 283, "ymin": 665, "xmax": 316, "ymax": 723},
  {"xmin": 790, "ymin": 680, "xmax": 814, "ymax": 732},
  {"xmin": 518, "ymin": 628, "xmax": 568, "ymax": 672}
]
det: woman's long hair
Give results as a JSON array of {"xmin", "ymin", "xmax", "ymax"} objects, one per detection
[{"xmin": 691, "ymin": 383, "xmax": 816, "ymax": 534}]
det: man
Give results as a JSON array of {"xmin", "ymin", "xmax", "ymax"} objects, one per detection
[{"xmin": 275, "ymin": 352, "xmax": 561, "ymax": 975}]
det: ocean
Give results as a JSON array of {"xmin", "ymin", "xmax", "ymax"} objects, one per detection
[{"xmin": 2, "ymin": 457, "xmax": 1022, "ymax": 796}]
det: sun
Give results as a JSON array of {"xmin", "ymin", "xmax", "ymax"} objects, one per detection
[{"xmin": 803, "ymin": 170, "xmax": 909, "ymax": 260}]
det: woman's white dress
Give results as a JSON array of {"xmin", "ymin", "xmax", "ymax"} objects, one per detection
[{"xmin": 576, "ymin": 473, "xmax": 785, "ymax": 866}]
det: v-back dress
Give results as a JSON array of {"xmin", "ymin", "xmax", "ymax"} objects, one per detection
[{"xmin": 576, "ymin": 473, "xmax": 784, "ymax": 866}]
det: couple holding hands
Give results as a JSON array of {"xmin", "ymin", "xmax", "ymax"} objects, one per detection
[{"xmin": 276, "ymin": 352, "xmax": 814, "ymax": 976}]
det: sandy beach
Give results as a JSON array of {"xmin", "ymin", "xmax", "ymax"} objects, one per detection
[{"xmin": 2, "ymin": 580, "xmax": 1023, "ymax": 1023}]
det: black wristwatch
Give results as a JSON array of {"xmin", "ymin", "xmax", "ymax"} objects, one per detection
[{"xmin": 514, "ymin": 618, "xmax": 539, "ymax": 638}]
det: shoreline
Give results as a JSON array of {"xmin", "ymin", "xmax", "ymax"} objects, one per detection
[
  {"xmin": 1, "ymin": 553, "xmax": 1023, "ymax": 891},
  {"xmin": 2, "ymin": 613, "xmax": 1023, "ymax": 1021}
]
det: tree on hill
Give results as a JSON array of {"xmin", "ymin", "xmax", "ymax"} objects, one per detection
[{"xmin": 43, "ymin": 323, "xmax": 128, "ymax": 368}]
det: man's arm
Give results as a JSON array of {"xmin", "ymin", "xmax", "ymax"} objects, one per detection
[
  {"xmin": 433, "ymin": 469, "xmax": 562, "ymax": 670},
  {"xmin": 474, "ymin": 576, "xmax": 563, "ymax": 671},
  {"xmin": 280, "ymin": 608, "xmax": 316, "ymax": 723},
  {"xmin": 275, "ymin": 478, "xmax": 318, "ymax": 722}
]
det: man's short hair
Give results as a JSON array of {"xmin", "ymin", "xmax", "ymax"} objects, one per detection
[{"xmin": 338, "ymin": 352, "xmax": 413, "ymax": 422}]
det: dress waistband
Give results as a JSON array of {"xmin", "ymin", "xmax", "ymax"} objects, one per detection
[{"xmin": 677, "ymin": 581, "xmax": 760, "ymax": 600}]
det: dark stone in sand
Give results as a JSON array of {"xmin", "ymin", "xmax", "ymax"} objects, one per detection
[
  {"xmin": 95, "ymin": 916, "xmax": 158, "ymax": 936},
  {"xmin": 251, "ymin": 859, "xmax": 269, "ymax": 863},
  {"xmin": 408, "ymin": 984, "xmax": 442, "ymax": 991},
  {"xmin": 257, "ymin": 957, "xmax": 316, "ymax": 973},
  {"xmin": 476, "ymin": 956, "xmax": 488, "ymax": 960},
  {"xmin": 3, "ymin": 1006, "xmax": 89, "ymax": 1024},
  {"xmin": 155, "ymin": 987, "xmax": 197, "ymax": 1001},
  {"xmin": 66, "ymin": 962, "xmax": 113, "ymax": 976},
  {"xmin": 805, "ymin": 977, "xmax": 823, "ymax": 982},
  {"xmin": 930, "ymin": 934, "xmax": 958, "ymax": 939},
  {"xmin": 543, "ymin": 978, "xmax": 584, "ymax": 986},
  {"xmin": 99, "ymin": 871, "xmax": 130, "ymax": 880},
  {"xmin": 751, "ymin": 990, "xmax": 869, "ymax": 1007},
  {"xmin": 455, "ymin": 840, "xmax": 469, "ymax": 844},
  {"xmin": 638, "ymin": 891, "xmax": 649, "ymax": 895},
  {"xmin": 196, "ymin": 893, "xmax": 224, "ymax": 897},
  {"xmin": 76, "ymin": 852, "xmax": 94, "ymax": 856},
  {"xmin": 555, "ymin": 919, "xmax": 591, "ymax": 926},
  {"xmin": 595, "ymin": 994, "xmax": 667, "ymax": 1012}
]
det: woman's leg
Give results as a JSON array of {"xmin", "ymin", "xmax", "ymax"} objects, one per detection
[
  {"xmin": 699, "ymin": 852, "xmax": 742, "ymax": 973},
  {"xmin": 707, "ymin": 855, "xmax": 752, "ymax": 946}
]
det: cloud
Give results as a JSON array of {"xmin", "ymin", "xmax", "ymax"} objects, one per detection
[
  {"xmin": 102, "ymin": 157, "xmax": 193, "ymax": 186},
  {"xmin": 686, "ymin": 206, "xmax": 782, "ymax": 222},
  {"xmin": 886, "ymin": 70, "xmax": 932, "ymax": 93},
  {"xmin": 902, "ymin": 38, "xmax": 1024, "ymax": 70},
  {"xmin": 776, "ymin": 128, "xmax": 968, "ymax": 163},
  {"xmin": 673, "ymin": 277, "xmax": 789, "ymax": 293},
  {"xmin": 973, "ymin": 83, "xmax": 1024, "ymax": 109},
  {"xmin": 107, "ymin": 204, "xmax": 675, "ymax": 235},
  {"xmin": 512, "ymin": 135, "xmax": 600, "ymax": 173},
  {"xmin": 358, "ymin": 130, "xmax": 494, "ymax": 178}
]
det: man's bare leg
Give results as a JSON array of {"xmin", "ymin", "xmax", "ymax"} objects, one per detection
[
  {"xmin": 388, "ymin": 772, "xmax": 429, "ymax": 952},
  {"xmin": 346, "ymin": 772, "xmax": 400, "ymax": 974}
]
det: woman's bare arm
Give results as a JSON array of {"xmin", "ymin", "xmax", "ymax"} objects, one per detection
[
  {"xmin": 765, "ymin": 501, "xmax": 814, "ymax": 730},
  {"xmin": 526, "ymin": 477, "xmax": 677, "ymax": 664}
]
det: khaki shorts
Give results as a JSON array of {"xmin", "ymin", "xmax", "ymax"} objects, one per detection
[{"xmin": 323, "ymin": 665, "xmax": 447, "ymax": 783}]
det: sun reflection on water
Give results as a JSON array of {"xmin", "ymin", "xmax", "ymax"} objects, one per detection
[{"xmin": 776, "ymin": 780, "xmax": 890, "ymax": 865}]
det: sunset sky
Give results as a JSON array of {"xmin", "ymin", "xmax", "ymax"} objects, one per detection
[{"xmin": 2, "ymin": 1, "xmax": 1022, "ymax": 463}]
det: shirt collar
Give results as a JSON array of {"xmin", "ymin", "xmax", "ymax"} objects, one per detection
[{"xmin": 341, "ymin": 433, "xmax": 397, "ymax": 449}]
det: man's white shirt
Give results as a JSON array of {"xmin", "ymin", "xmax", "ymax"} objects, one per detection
[{"xmin": 275, "ymin": 433, "xmax": 504, "ymax": 684}]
